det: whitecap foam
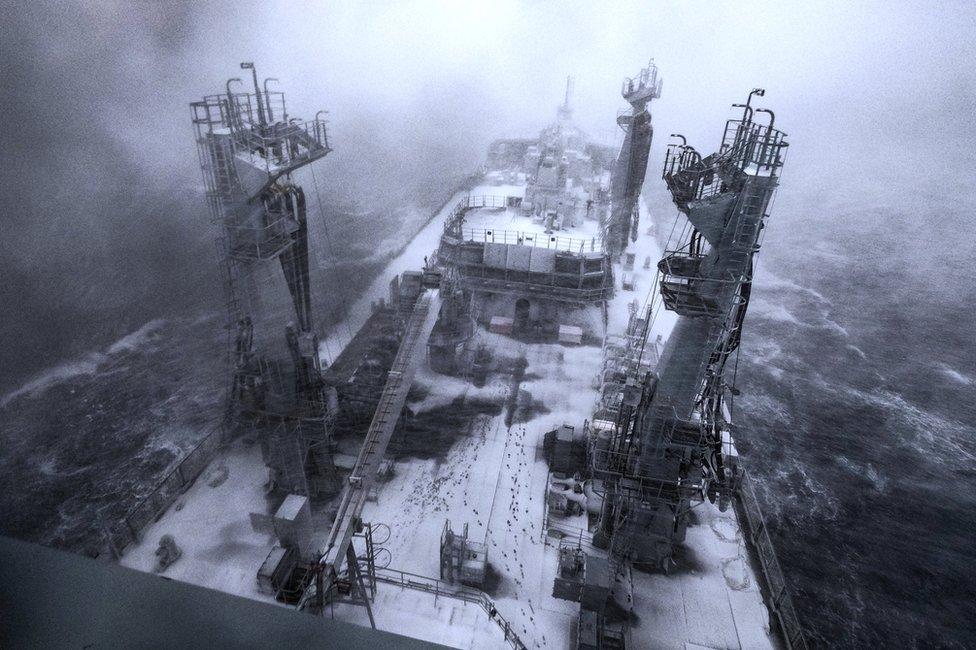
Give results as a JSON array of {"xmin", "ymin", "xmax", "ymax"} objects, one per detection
[
  {"xmin": 1, "ymin": 319, "xmax": 168, "ymax": 408},
  {"xmin": 846, "ymin": 344, "xmax": 867, "ymax": 360},
  {"xmin": 750, "ymin": 298, "xmax": 803, "ymax": 326},
  {"xmin": 0, "ymin": 352, "xmax": 107, "ymax": 408},
  {"xmin": 36, "ymin": 455, "xmax": 59, "ymax": 477},
  {"xmin": 842, "ymin": 385, "xmax": 976, "ymax": 466},
  {"xmin": 754, "ymin": 267, "xmax": 829, "ymax": 303},
  {"xmin": 935, "ymin": 362, "xmax": 973, "ymax": 386},
  {"xmin": 107, "ymin": 319, "xmax": 166, "ymax": 354},
  {"xmin": 821, "ymin": 316, "xmax": 849, "ymax": 338}
]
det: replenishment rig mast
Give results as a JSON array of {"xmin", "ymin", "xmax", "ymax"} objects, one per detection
[
  {"xmin": 606, "ymin": 61, "xmax": 662, "ymax": 258},
  {"xmin": 191, "ymin": 63, "xmax": 338, "ymax": 498},
  {"xmin": 593, "ymin": 90, "xmax": 787, "ymax": 571}
]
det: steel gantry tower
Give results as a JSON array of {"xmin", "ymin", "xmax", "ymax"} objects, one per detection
[
  {"xmin": 191, "ymin": 63, "xmax": 338, "ymax": 498},
  {"xmin": 594, "ymin": 90, "xmax": 788, "ymax": 569},
  {"xmin": 606, "ymin": 61, "xmax": 662, "ymax": 258}
]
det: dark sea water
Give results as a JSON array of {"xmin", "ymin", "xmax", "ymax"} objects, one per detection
[
  {"xmin": 733, "ymin": 189, "xmax": 976, "ymax": 647},
  {"xmin": 0, "ymin": 201, "xmax": 442, "ymax": 556},
  {"xmin": 0, "ymin": 315, "xmax": 226, "ymax": 554}
]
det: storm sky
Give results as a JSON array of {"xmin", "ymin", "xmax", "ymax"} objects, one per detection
[{"xmin": 1, "ymin": 0, "xmax": 974, "ymax": 388}]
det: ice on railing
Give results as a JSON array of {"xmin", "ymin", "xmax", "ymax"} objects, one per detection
[{"xmin": 459, "ymin": 227, "xmax": 601, "ymax": 253}]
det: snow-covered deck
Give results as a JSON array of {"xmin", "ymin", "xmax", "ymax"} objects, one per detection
[
  {"xmin": 119, "ymin": 190, "xmax": 776, "ymax": 649},
  {"xmin": 463, "ymin": 183, "xmax": 603, "ymax": 254},
  {"xmin": 362, "ymin": 334, "xmax": 605, "ymax": 649},
  {"xmin": 460, "ymin": 207, "xmax": 602, "ymax": 253},
  {"xmin": 120, "ymin": 441, "xmax": 279, "ymax": 606},
  {"xmin": 355, "ymin": 198, "xmax": 773, "ymax": 648},
  {"xmin": 629, "ymin": 501, "xmax": 775, "ymax": 649}
]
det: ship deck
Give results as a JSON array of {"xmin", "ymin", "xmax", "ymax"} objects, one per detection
[{"xmin": 120, "ymin": 192, "xmax": 777, "ymax": 649}]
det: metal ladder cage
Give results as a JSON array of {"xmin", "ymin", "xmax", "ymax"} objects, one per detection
[{"xmin": 621, "ymin": 59, "xmax": 663, "ymax": 103}]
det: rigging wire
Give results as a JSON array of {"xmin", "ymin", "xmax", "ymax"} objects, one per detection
[
  {"xmin": 308, "ymin": 162, "xmax": 356, "ymax": 361},
  {"xmin": 633, "ymin": 197, "xmax": 688, "ymax": 369}
]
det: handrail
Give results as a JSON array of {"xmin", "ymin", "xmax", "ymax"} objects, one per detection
[
  {"xmin": 444, "ymin": 194, "xmax": 605, "ymax": 255},
  {"xmin": 374, "ymin": 567, "xmax": 528, "ymax": 650},
  {"xmin": 458, "ymin": 227, "xmax": 601, "ymax": 253},
  {"xmin": 316, "ymin": 290, "xmax": 441, "ymax": 588},
  {"xmin": 734, "ymin": 470, "xmax": 808, "ymax": 649},
  {"xmin": 103, "ymin": 423, "xmax": 229, "ymax": 559},
  {"xmin": 444, "ymin": 194, "xmax": 512, "ymax": 234}
]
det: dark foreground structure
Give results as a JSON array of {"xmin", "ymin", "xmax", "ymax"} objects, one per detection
[{"xmin": 0, "ymin": 536, "xmax": 440, "ymax": 649}]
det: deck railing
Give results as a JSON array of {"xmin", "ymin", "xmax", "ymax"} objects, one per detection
[
  {"xmin": 375, "ymin": 567, "xmax": 528, "ymax": 650},
  {"xmin": 445, "ymin": 194, "xmax": 605, "ymax": 253},
  {"xmin": 102, "ymin": 424, "xmax": 228, "ymax": 559},
  {"xmin": 444, "ymin": 194, "xmax": 510, "ymax": 233},
  {"xmin": 459, "ymin": 227, "xmax": 601, "ymax": 253},
  {"xmin": 734, "ymin": 470, "xmax": 808, "ymax": 649}
]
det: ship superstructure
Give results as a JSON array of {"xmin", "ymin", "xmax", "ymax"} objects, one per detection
[{"xmin": 110, "ymin": 63, "xmax": 805, "ymax": 650}]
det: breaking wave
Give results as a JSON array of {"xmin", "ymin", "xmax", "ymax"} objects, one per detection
[
  {"xmin": 936, "ymin": 362, "xmax": 973, "ymax": 386},
  {"xmin": 106, "ymin": 318, "xmax": 166, "ymax": 354},
  {"xmin": 0, "ymin": 319, "xmax": 167, "ymax": 409},
  {"xmin": 0, "ymin": 353, "xmax": 107, "ymax": 408}
]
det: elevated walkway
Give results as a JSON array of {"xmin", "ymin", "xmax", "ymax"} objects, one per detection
[{"xmin": 317, "ymin": 289, "xmax": 442, "ymax": 588}]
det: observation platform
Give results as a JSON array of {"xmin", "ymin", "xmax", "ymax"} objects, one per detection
[
  {"xmin": 438, "ymin": 187, "xmax": 611, "ymax": 305},
  {"xmin": 459, "ymin": 207, "xmax": 602, "ymax": 255},
  {"xmin": 662, "ymin": 120, "xmax": 787, "ymax": 214}
]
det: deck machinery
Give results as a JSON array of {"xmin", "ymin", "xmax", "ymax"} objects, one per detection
[
  {"xmin": 592, "ymin": 91, "xmax": 789, "ymax": 574},
  {"xmin": 190, "ymin": 63, "xmax": 339, "ymax": 498}
]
